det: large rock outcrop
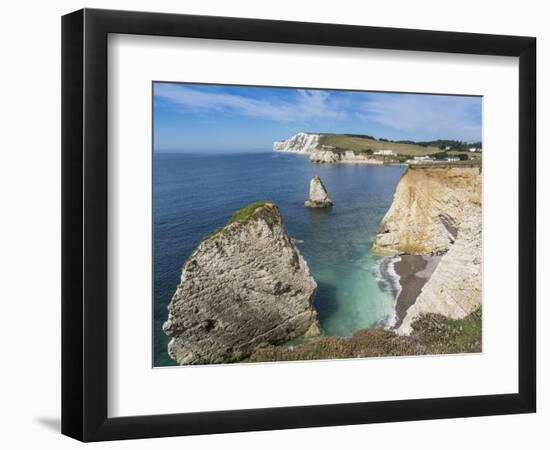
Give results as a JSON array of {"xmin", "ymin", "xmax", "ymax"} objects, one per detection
[
  {"xmin": 274, "ymin": 133, "xmax": 388, "ymax": 165},
  {"xmin": 372, "ymin": 164, "xmax": 482, "ymax": 335},
  {"xmin": 273, "ymin": 132, "xmax": 320, "ymax": 153},
  {"xmin": 309, "ymin": 149, "xmax": 383, "ymax": 165},
  {"xmin": 373, "ymin": 165, "xmax": 482, "ymax": 256},
  {"xmin": 398, "ymin": 204, "xmax": 481, "ymax": 334},
  {"xmin": 309, "ymin": 150, "xmax": 340, "ymax": 163},
  {"xmin": 163, "ymin": 202, "xmax": 321, "ymax": 365},
  {"xmin": 305, "ymin": 176, "xmax": 333, "ymax": 208}
]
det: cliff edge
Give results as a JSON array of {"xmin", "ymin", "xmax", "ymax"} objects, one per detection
[
  {"xmin": 163, "ymin": 202, "xmax": 321, "ymax": 365},
  {"xmin": 274, "ymin": 132, "xmax": 320, "ymax": 153},
  {"xmin": 273, "ymin": 133, "xmax": 383, "ymax": 164},
  {"xmin": 398, "ymin": 203, "xmax": 481, "ymax": 334},
  {"xmin": 373, "ymin": 165, "xmax": 481, "ymax": 256},
  {"xmin": 373, "ymin": 165, "xmax": 482, "ymax": 335}
]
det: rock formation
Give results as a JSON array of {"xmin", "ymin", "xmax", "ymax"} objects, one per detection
[
  {"xmin": 304, "ymin": 176, "xmax": 333, "ymax": 208},
  {"xmin": 163, "ymin": 202, "xmax": 321, "ymax": 365},
  {"xmin": 273, "ymin": 133, "xmax": 387, "ymax": 165},
  {"xmin": 273, "ymin": 132, "xmax": 320, "ymax": 153},
  {"xmin": 309, "ymin": 149, "xmax": 383, "ymax": 165},
  {"xmin": 373, "ymin": 165, "xmax": 482, "ymax": 256},
  {"xmin": 309, "ymin": 150, "xmax": 340, "ymax": 163},
  {"xmin": 398, "ymin": 204, "xmax": 481, "ymax": 334},
  {"xmin": 372, "ymin": 164, "xmax": 482, "ymax": 335}
]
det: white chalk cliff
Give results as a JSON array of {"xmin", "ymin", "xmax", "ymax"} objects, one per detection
[
  {"xmin": 309, "ymin": 150, "xmax": 383, "ymax": 164},
  {"xmin": 373, "ymin": 165, "xmax": 482, "ymax": 256},
  {"xmin": 273, "ymin": 132, "xmax": 320, "ymax": 153},
  {"xmin": 373, "ymin": 165, "xmax": 482, "ymax": 335},
  {"xmin": 398, "ymin": 203, "xmax": 481, "ymax": 334},
  {"xmin": 274, "ymin": 133, "xmax": 383, "ymax": 165}
]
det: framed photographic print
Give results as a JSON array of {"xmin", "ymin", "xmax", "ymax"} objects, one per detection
[{"xmin": 61, "ymin": 8, "xmax": 536, "ymax": 441}]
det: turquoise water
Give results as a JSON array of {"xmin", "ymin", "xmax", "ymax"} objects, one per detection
[{"xmin": 154, "ymin": 152, "xmax": 405, "ymax": 366}]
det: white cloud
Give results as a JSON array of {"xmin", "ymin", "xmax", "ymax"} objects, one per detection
[
  {"xmin": 360, "ymin": 93, "xmax": 481, "ymax": 142},
  {"xmin": 154, "ymin": 84, "xmax": 345, "ymax": 122},
  {"xmin": 155, "ymin": 84, "xmax": 482, "ymax": 141}
]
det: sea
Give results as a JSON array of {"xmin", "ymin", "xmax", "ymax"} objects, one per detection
[{"xmin": 154, "ymin": 151, "xmax": 406, "ymax": 366}]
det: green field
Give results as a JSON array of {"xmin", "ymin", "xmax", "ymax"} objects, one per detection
[{"xmin": 318, "ymin": 134, "xmax": 444, "ymax": 156}]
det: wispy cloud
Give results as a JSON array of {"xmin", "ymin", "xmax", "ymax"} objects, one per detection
[
  {"xmin": 360, "ymin": 93, "xmax": 481, "ymax": 142},
  {"xmin": 154, "ymin": 84, "xmax": 345, "ymax": 123},
  {"xmin": 154, "ymin": 83, "xmax": 482, "ymax": 143}
]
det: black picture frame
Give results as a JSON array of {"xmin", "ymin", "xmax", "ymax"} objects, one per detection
[{"xmin": 61, "ymin": 8, "xmax": 536, "ymax": 442}]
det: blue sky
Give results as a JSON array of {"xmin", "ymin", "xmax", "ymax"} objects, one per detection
[{"xmin": 153, "ymin": 82, "xmax": 482, "ymax": 153}]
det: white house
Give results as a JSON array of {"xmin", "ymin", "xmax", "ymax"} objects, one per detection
[
  {"xmin": 407, "ymin": 155, "xmax": 435, "ymax": 164},
  {"xmin": 374, "ymin": 149, "xmax": 393, "ymax": 156},
  {"xmin": 469, "ymin": 147, "xmax": 479, "ymax": 152},
  {"xmin": 445, "ymin": 146, "xmax": 452, "ymax": 150},
  {"xmin": 446, "ymin": 157, "xmax": 460, "ymax": 162}
]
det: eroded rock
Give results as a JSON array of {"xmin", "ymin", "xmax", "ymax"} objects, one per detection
[
  {"xmin": 371, "ymin": 164, "xmax": 482, "ymax": 335},
  {"xmin": 163, "ymin": 202, "xmax": 321, "ymax": 365},
  {"xmin": 373, "ymin": 165, "xmax": 481, "ymax": 256},
  {"xmin": 304, "ymin": 176, "xmax": 333, "ymax": 208}
]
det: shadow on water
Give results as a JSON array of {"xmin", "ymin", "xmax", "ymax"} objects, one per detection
[
  {"xmin": 307, "ymin": 207, "xmax": 333, "ymax": 224},
  {"xmin": 313, "ymin": 280, "xmax": 340, "ymax": 327}
]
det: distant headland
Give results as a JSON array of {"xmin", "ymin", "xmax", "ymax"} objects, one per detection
[{"xmin": 274, "ymin": 132, "xmax": 482, "ymax": 166}]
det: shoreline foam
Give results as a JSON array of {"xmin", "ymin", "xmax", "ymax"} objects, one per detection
[{"xmin": 373, "ymin": 256, "xmax": 402, "ymax": 328}]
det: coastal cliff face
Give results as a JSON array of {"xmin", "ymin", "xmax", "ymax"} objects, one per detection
[
  {"xmin": 308, "ymin": 149, "xmax": 382, "ymax": 164},
  {"xmin": 163, "ymin": 202, "xmax": 321, "ymax": 365},
  {"xmin": 398, "ymin": 204, "xmax": 481, "ymax": 334},
  {"xmin": 372, "ymin": 165, "xmax": 482, "ymax": 335},
  {"xmin": 274, "ymin": 133, "xmax": 382, "ymax": 164},
  {"xmin": 309, "ymin": 150, "xmax": 339, "ymax": 163},
  {"xmin": 373, "ymin": 165, "xmax": 482, "ymax": 256},
  {"xmin": 274, "ymin": 132, "xmax": 320, "ymax": 153}
]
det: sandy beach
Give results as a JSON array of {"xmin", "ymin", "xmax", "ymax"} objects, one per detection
[{"xmin": 393, "ymin": 255, "xmax": 442, "ymax": 327}]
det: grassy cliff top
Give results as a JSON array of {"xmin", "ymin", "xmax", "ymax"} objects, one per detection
[
  {"xmin": 228, "ymin": 201, "xmax": 275, "ymax": 224},
  {"xmin": 319, "ymin": 134, "xmax": 443, "ymax": 156},
  {"xmin": 201, "ymin": 201, "xmax": 275, "ymax": 242}
]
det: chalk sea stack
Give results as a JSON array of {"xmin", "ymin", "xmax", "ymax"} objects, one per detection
[
  {"xmin": 305, "ymin": 176, "xmax": 333, "ymax": 208},
  {"xmin": 163, "ymin": 201, "xmax": 321, "ymax": 365}
]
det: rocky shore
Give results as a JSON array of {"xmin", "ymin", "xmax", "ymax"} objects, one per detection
[
  {"xmin": 274, "ymin": 132, "xmax": 384, "ymax": 165},
  {"xmin": 373, "ymin": 164, "xmax": 482, "ymax": 335},
  {"xmin": 308, "ymin": 149, "xmax": 383, "ymax": 164}
]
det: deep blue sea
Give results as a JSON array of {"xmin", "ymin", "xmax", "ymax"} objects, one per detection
[{"xmin": 154, "ymin": 152, "xmax": 405, "ymax": 366}]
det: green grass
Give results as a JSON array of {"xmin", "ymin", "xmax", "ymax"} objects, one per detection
[
  {"xmin": 201, "ymin": 201, "xmax": 274, "ymax": 242},
  {"xmin": 394, "ymin": 154, "xmax": 409, "ymax": 163},
  {"xmin": 318, "ymin": 134, "xmax": 443, "ymax": 157},
  {"xmin": 248, "ymin": 306, "xmax": 482, "ymax": 362},
  {"xmin": 419, "ymin": 306, "xmax": 482, "ymax": 353},
  {"xmin": 228, "ymin": 201, "xmax": 274, "ymax": 224}
]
